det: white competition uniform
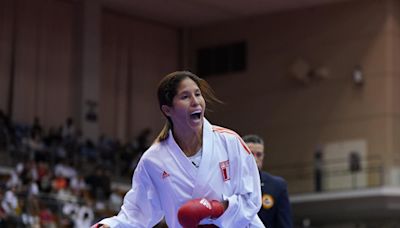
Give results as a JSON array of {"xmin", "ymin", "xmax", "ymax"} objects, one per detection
[{"xmin": 99, "ymin": 119, "xmax": 264, "ymax": 228}]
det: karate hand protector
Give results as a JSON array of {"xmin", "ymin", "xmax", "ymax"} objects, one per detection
[{"xmin": 177, "ymin": 198, "xmax": 225, "ymax": 228}]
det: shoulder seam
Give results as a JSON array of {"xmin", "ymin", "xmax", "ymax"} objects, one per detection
[{"xmin": 212, "ymin": 126, "xmax": 252, "ymax": 155}]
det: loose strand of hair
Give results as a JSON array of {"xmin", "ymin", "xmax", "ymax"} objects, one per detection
[{"xmin": 199, "ymin": 78, "xmax": 224, "ymax": 113}]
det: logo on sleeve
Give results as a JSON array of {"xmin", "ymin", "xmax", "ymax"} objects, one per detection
[
  {"xmin": 199, "ymin": 198, "xmax": 212, "ymax": 210},
  {"xmin": 162, "ymin": 171, "xmax": 170, "ymax": 179},
  {"xmin": 262, "ymin": 194, "xmax": 274, "ymax": 209},
  {"xmin": 219, "ymin": 160, "xmax": 230, "ymax": 181}
]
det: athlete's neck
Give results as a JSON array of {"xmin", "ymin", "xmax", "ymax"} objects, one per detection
[{"xmin": 172, "ymin": 127, "xmax": 202, "ymax": 157}]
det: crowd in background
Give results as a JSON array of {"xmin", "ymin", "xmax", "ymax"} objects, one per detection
[{"xmin": 0, "ymin": 110, "xmax": 151, "ymax": 227}]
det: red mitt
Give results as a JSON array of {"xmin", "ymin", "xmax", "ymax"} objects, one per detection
[{"xmin": 177, "ymin": 198, "xmax": 225, "ymax": 228}]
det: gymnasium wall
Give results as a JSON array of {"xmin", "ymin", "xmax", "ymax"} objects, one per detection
[{"xmin": 188, "ymin": 0, "xmax": 397, "ymax": 190}]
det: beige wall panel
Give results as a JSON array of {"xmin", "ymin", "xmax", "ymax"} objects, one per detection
[
  {"xmin": 101, "ymin": 12, "xmax": 178, "ymax": 142},
  {"xmin": 190, "ymin": 0, "xmax": 393, "ymax": 187},
  {"xmin": 128, "ymin": 22, "xmax": 178, "ymax": 141},
  {"xmin": 386, "ymin": 0, "xmax": 400, "ymax": 35},
  {"xmin": 386, "ymin": 0, "xmax": 400, "ymax": 71},
  {"xmin": 392, "ymin": 117, "xmax": 400, "ymax": 165},
  {"xmin": 386, "ymin": 0, "xmax": 400, "ymax": 166},
  {"xmin": 0, "ymin": 0, "xmax": 13, "ymax": 112},
  {"xmin": 100, "ymin": 13, "xmax": 127, "ymax": 140},
  {"xmin": 265, "ymin": 117, "xmax": 390, "ymax": 192},
  {"xmin": 264, "ymin": 116, "xmax": 388, "ymax": 167},
  {"xmin": 392, "ymin": 75, "xmax": 400, "ymax": 114},
  {"xmin": 209, "ymin": 84, "xmax": 386, "ymax": 134},
  {"xmin": 39, "ymin": 1, "xmax": 78, "ymax": 128},
  {"xmin": 390, "ymin": 31, "xmax": 400, "ymax": 75},
  {"xmin": 392, "ymin": 74, "xmax": 400, "ymax": 161},
  {"xmin": 205, "ymin": 42, "xmax": 389, "ymax": 131},
  {"xmin": 191, "ymin": 0, "xmax": 386, "ymax": 52},
  {"xmin": 8, "ymin": 0, "xmax": 78, "ymax": 128},
  {"xmin": 12, "ymin": 0, "xmax": 41, "ymax": 124}
]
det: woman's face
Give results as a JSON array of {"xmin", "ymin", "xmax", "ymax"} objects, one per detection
[{"xmin": 162, "ymin": 78, "xmax": 206, "ymax": 133}]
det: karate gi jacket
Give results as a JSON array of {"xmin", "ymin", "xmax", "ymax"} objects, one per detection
[{"xmin": 99, "ymin": 119, "xmax": 264, "ymax": 228}]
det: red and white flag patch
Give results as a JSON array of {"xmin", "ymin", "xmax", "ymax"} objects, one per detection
[{"xmin": 219, "ymin": 160, "xmax": 230, "ymax": 181}]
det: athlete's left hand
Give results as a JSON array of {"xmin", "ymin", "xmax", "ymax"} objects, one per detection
[{"xmin": 177, "ymin": 198, "xmax": 225, "ymax": 228}]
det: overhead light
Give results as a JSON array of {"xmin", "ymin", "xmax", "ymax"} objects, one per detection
[{"xmin": 352, "ymin": 65, "xmax": 364, "ymax": 86}]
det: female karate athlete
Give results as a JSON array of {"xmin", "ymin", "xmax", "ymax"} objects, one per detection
[{"xmin": 94, "ymin": 71, "xmax": 264, "ymax": 228}]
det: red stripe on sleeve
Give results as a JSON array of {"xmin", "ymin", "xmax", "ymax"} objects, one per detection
[{"xmin": 212, "ymin": 126, "xmax": 252, "ymax": 155}]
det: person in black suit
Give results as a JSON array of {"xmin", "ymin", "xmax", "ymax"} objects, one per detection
[{"xmin": 243, "ymin": 135, "xmax": 293, "ymax": 228}]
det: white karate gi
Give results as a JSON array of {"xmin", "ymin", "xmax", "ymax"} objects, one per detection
[{"xmin": 99, "ymin": 119, "xmax": 264, "ymax": 228}]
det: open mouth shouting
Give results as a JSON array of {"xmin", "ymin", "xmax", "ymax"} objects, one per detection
[{"xmin": 190, "ymin": 110, "xmax": 203, "ymax": 123}]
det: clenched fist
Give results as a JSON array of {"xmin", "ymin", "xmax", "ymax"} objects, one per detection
[{"xmin": 177, "ymin": 198, "xmax": 225, "ymax": 228}]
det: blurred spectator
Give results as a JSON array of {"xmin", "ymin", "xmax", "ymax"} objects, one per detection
[
  {"xmin": 39, "ymin": 203, "xmax": 56, "ymax": 228},
  {"xmin": 43, "ymin": 127, "xmax": 62, "ymax": 147},
  {"xmin": 2, "ymin": 185, "xmax": 19, "ymax": 217},
  {"xmin": 314, "ymin": 147, "xmax": 324, "ymax": 192},
  {"xmin": 52, "ymin": 174, "xmax": 67, "ymax": 192},
  {"xmin": 6, "ymin": 169, "xmax": 21, "ymax": 190},
  {"xmin": 39, "ymin": 170, "xmax": 53, "ymax": 194},
  {"xmin": 31, "ymin": 117, "xmax": 43, "ymax": 138},
  {"xmin": 54, "ymin": 161, "xmax": 77, "ymax": 181},
  {"xmin": 25, "ymin": 178, "xmax": 40, "ymax": 223},
  {"xmin": 0, "ymin": 110, "xmax": 9, "ymax": 150},
  {"xmin": 27, "ymin": 179, "xmax": 39, "ymax": 197},
  {"xmin": 0, "ymin": 116, "xmax": 156, "ymax": 226},
  {"xmin": 75, "ymin": 204, "xmax": 94, "ymax": 228},
  {"xmin": 80, "ymin": 139, "xmax": 97, "ymax": 161},
  {"xmin": 136, "ymin": 128, "xmax": 151, "ymax": 153},
  {"xmin": 37, "ymin": 161, "xmax": 50, "ymax": 182},
  {"xmin": 86, "ymin": 167, "xmax": 111, "ymax": 202},
  {"xmin": 56, "ymin": 187, "xmax": 77, "ymax": 203},
  {"xmin": 127, "ymin": 128, "xmax": 152, "ymax": 174},
  {"xmin": 0, "ymin": 190, "xmax": 7, "ymax": 227},
  {"xmin": 61, "ymin": 201, "xmax": 78, "ymax": 227},
  {"xmin": 62, "ymin": 117, "xmax": 76, "ymax": 140},
  {"xmin": 54, "ymin": 144, "xmax": 67, "ymax": 163},
  {"xmin": 70, "ymin": 174, "xmax": 87, "ymax": 196},
  {"xmin": 25, "ymin": 132, "xmax": 46, "ymax": 162},
  {"xmin": 97, "ymin": 135, "xmax": 115, "ymax": 170},
  {"xmin": 20, "ymin": 160, "xmax": 38, "ymax": 185},
  {"xmin": 119, "ymin": 143, "xmax": 135, "ymax": 177},
  {"xmin": 109, "ymin": 188, "xmax": 123, "ymax": 212}
]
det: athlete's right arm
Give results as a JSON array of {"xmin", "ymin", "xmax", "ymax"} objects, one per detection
[{"xmin": 94, "ymin": 160, "xmax": 164, "ymax": 228}]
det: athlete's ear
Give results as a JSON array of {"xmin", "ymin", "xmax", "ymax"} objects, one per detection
[{"xmin": 161, "ymin": 105, "xmax": 171, "ymax": 117}]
